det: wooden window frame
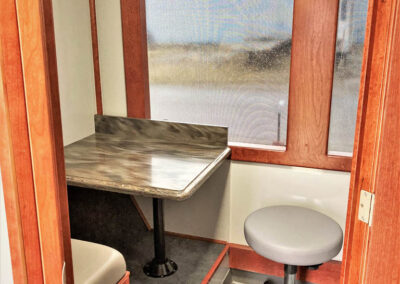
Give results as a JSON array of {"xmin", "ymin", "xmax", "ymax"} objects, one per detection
[{"xmin": 103, "ymin": 0, "xmax": 354, "ymax": 171}]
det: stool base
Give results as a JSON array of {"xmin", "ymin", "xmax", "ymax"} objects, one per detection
[{"xmin": 284, "ymin": 264, "xmax": 297, "ymax": 284}]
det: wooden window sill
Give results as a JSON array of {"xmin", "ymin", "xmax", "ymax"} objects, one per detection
[{"xmin": 230, "ymin": 145, "xmax": 352, "ymax": 172}]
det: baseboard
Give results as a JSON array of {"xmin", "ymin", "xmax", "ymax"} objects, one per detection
[
  {"xmin": 202, "ymin": 244, "xmax": 230, "ymax": 284},
  {"xmin": 229, "ymin": 243, "xmax": 284, "ymax": 278},
  {"xmin": 117, "ymin": 271, "xmax": 130, "ymax": 284},
  {"xmin": 228, "ymin": 243, "xmax": 341, "ymax": 284},
  {"xmin": 164, "ymin": 231, "xmax": 227, "ymax": 245},
  {"xmin": 129, "ymin": 198, "xmax": 341, "ymax": 284},
  {"xmin": 130, "ymin": 195, "xmax": 227, "ymax": 244},
  {"xmin": 130, "ymin": 196, "xmax": 152, "ymax": 230}
]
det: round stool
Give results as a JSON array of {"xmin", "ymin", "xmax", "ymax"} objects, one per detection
[{"xmin": 244, "ymin": 206, "xmax": 343, "ymax": 284}]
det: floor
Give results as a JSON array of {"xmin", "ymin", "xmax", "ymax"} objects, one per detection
[
  {"xmin": 68, "ymin": 186, "xmax": 224, "ymax": 283},
  {"xmin": 229, "ymin": 269, "xmax": 313, "ymax": 284},
  {"xmin": 207, "ymin": 251, "xmax": 313, "ymax": 284}
]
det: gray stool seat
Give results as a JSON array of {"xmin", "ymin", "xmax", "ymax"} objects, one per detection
[{"xmin": 244, "ymin": 205, "xmax": 343, "ymax": 266}]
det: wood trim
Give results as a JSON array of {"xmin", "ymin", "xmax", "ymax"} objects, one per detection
[
  {"xmin": 129, "ymin": 196, "xmax": 227, "ymax": 244},
  {"xmin": 130, "ymin": 195, "xmax": 152, "ymax": 230},
  {"xmin": 201, "ymin": 244, "xmax": 229, "ymax": 284},
  {"xmin": 117, "ymin": 271, "xmax": 130, "ymax": 284},
  {"xmin": 164, "ymin": 231, "xmax": 227, "ymax": 245},
  {"xmin": 41, "ymin": 0, "xmax": 74, "ymax": 282},
  {"xmin": 364, "ymin": 0, "xmax": 400, "ymax": 280},
  {"xmin": 0, "ymin": 53, "xmax": 29, "ymax": 284},
  {"xmin": 340, "ymin": 0, "xmax": 398, "ymax": 282},
  {"xmin": 120, "ymin": 0, "xmax": 352, "ymax": 171},
  {"xmin": 231, "ymin": 146, "xmax": 351, "ymax": 171},
  {"xmin": 15, "ymin": 0, "xmax": 72, "ymax": 282},
  {"xmin": 229, "ymin": 244, "xmax": 283, "ymax": 277},
  {"xmin": 287, "ymin": 0, "xmax": 339, "ymax": 160},
  {"xmin": 0, "ymin": 0, "xmax": 44, "ymax": 282},
  {"xmin": 89, "ymin": 0, "xmax": 103, "ymax": 115},
  {"xmin": 229, "ymin": 243, "xmax": 341, "ymax": 284},
  {"xmin": 121, "ymin": 0, "xmax": 151, "ymax": 118}
]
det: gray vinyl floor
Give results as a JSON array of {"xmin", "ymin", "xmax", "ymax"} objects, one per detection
[
  {"xmin": 229, "ymin": 269, "xmax": 313, "ymax": 284},
  {"xmin": 68, "ymin": 186, "xmax": 224, "ymax": 284}
]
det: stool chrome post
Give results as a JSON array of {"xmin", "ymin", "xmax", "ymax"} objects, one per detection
[{"xmin": 284, "ymin": 264, "xmax": 297, "ymax": 284}]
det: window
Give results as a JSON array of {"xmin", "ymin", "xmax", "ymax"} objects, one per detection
[
  {"xmin": 146, "ymin": 0, "xmax": 293, "ymax": 148},
  {"xmin": 118, "ymin": 0, "xmax": 368, "ymax": 171},
  {"xmin": 329, "ymin": 0, "xmax": 369, "ymax": 155}
]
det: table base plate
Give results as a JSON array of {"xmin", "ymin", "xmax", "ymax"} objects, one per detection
[{"xmin": 143, "ymin": 258, "xmax": 178, "ymax": 278}]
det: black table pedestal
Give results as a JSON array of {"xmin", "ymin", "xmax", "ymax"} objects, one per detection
[{"xmin": 143, "ymin": 198, "xmax": 178, "ymax": 278}]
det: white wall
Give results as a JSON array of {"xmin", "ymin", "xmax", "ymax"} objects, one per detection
[
  {"xmin": 96, "ymin": 0, "xmax": 127, "ymax": 117},
  {"xmin": 0, "ymin": 170, "xmax": 14, "ymax": 284},
  {"xmin": 229, "ymin": 162, "xmax": 350, "ymax": 260},
  {"xmin": 53, "ymin": 0, "xmax": 97, "ymax": 145},
  {"xmin": 136, "ymin": 162, "xmax": 350, "ymax": 260},
  {"xmin": 136, "ymin": 161, "xmax": 231, "ymax": 241}
]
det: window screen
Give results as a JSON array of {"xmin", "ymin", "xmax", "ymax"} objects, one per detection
[{"xmin": 146, "ymin": 0, "xmax": 293, "ymax": 148}]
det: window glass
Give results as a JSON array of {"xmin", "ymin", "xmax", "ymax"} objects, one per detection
[
  {"xmin": 146, "ymin": 0, "xmax": 293, "ymax": 147},
  {"xmin": 328, "ymin": 0, "xmax": 369, "ymax": 154}
]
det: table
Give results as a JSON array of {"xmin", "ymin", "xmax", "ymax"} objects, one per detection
[{"xmin": 64, "ymin": 115, "xmax": 230, "ymax": 277}]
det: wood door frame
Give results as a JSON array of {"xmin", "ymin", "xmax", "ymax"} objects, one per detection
[
  {"xmin": 0, "ymin": 0, "xmax": 43, "ymax": 282},
  {"xmin": 1, "ymin": 0, "xmax": 398, "ymax": 282},
  {"xmin": 0, "ymin": 0, "xmax": 73, "ymax": 283},
  {"xmin": 341, "ymin": 0, "xmax": 400, "ymax": 282}
]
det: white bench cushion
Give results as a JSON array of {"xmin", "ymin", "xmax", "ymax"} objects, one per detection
[
  {"xmin": 244, "ymin": 206, "xmax": 343, "ymax": 266},
  {"xmin": 71, "ymin": 239, "xmax": 127, "ymax": 284}
]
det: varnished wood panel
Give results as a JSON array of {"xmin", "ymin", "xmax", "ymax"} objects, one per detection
[
  {"xmin": 15, "ymin": 0, "xmax": 68, "ymax": 282},
  {"xmin": 229, "ymin": 244, "xmax": 341, "ymax": 284},
  {"xmin": 340, "ymin": 0, "xmax": 398, "ymax": 282},
  {"xmin": 0, "ymin": 57, "xmax": 28, "ymax": 284},
  {"xmin": 89, "ymin": 0, "xmax": 103, "ymax": 115},
  {"xmin": 297, "ymin": 261, "xmax": 342, "ymax": 284},
  {"xmin": 231, "ymin": 146, "xmax": 351, "ymax": 171},
  {"xmin": 286, "ymin": 0, "xmax": 341, "ymax": 169},
  {"xmin": 340, "ymin": 0, "xmax": 376, "ymax": 281},
  {"xmin": 0, "ymin": 0, "xmax": 44, "ymax": 282},
  {"xmin": 121, "ymin": 0, "xmax": 151, "ymax": 118},
  {"xmin": 287, "ymin": 0, "xmax": 339, "ymax": 158},
  {"xmin": 229, "ymin": 243, "xmax": 284, "ymax": 277},
  {"xmin": 364, "ymin": 0, "xmax": 400, "ymax": 281},
  {"xmin": 41, "ymin": 0, "xmax": 74, "ymax": 282}
]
